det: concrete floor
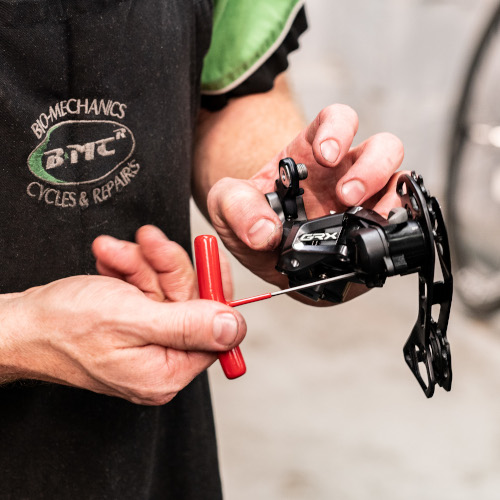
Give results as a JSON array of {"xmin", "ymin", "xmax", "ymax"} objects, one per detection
[
  {"xmin": 193, "ymin": 211, "xmax": 500, "ymax": 500},
  {"xmin": 192, "ymin": 1, "xmax": 500, "ymax": 499}
]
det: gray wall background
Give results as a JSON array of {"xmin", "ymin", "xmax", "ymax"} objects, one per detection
[
  {"xmin": 289, "ymin": 0, "xmax": 497, "ymax": 193},
  {"xmin": 191, "ymin": 1, "xmax": 500, "ymax": 499}
]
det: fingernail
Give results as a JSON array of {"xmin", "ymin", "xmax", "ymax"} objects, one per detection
[
  {"xmin": 213, "ymin": 313, "xmax": 239, "ymax": 346},
  {"xmin": 320, "ymin": 139, "xmax": 340, "ymax": 163},
  {"xmin": 341, "ymin": 180, "xmax": 366, "ymax": 206},
  {"xmin": 248, "ymin": 219, "xmax": 277, "ymax": 247}
]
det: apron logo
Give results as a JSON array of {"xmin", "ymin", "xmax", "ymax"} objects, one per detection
[
  {"xmin": 26, "ymin": 104, "xmax": 142, "ymax": 209},
  {"xmin": 28, "ymin": 120, "xmax": 135, "ymax": 185}
]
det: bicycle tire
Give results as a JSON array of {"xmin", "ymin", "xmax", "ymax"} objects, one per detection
[{"xmin": 447, "ymin": 1, "xmax": 500, "ymax": 315}]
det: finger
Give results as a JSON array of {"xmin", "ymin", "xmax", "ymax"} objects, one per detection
[
  {"xmin": 335, "ymin": 132, "xmax": 404, "ymax": 207},
  {"xmin": 92, "ymin": 235, "xmax": 164, "ymax": 301},
  {"xmin": 305, "ymin": 104, "xmax": 359, "ymax": 167},
  {"xmin": 113, "ymin": 346, "xmax": 218, "ymax": 406},
  {"xmin": 161, "ymin": 350, "xmax": 218, "ymax": 400},
  {"xmin": 139, "ymin": 299, "xmax": 247, "ymax": 352},
  {"xmin": 135, "ymin": 225, "xmax": 196, "ymax": 302},
  {"xmin": 208, "ymin": 177, "xmax": 282, "ymax": 251},
  {"xmin": 371, "ymin": 171, "xmax": 409, "ymax": 217},
  {"xmin": 95, "ymin": 260, "xmax": 123, "ymax": 280}
]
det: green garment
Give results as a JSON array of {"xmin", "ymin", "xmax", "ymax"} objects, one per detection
[{"xmin": 201, "ymin": 0, "xmax": 304, "ymax": 94}]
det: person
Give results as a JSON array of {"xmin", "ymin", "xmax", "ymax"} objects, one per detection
[{"xmin": 0, "ymin": 0, "xmax": 404, "ymax": 498}]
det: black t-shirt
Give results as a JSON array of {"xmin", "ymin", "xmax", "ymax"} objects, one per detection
[{"xmin": 0, "ymin": 1, "xmax": 306, "ymax": 498}]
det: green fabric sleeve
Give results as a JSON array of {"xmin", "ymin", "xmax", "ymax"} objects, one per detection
[{"xmin": 201, "ymin": 0, "xmax": 305, "ymax": 95}]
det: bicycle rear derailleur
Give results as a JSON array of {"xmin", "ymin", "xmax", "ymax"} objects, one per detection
[{"xmin": 265, "ymin": 158, "xmax": 453, "ymax": 398}]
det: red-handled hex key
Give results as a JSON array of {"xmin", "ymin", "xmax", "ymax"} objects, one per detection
[
  {"xmin": 194, "ymin": 235, "xmax": 249, "ymax": 379},
  {"xmin": 194, "ymin": 235, "xmax": 355, "ymax": 379}
]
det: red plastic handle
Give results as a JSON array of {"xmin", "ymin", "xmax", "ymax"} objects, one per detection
[{"xmin": 194, "ymin": 235, "xmax": 246, "ymax": 379}]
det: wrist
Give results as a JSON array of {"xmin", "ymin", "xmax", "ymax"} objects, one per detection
[{"xmin": 0, "ymin": 291, "xmax": 36, "ymax": 383}]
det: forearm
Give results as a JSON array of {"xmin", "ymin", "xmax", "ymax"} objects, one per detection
[
  {"xmin": 0, "ymin": 292, "xmax": 35, "ymax": 384},
  {"xmin": 192, "ymin": 73, "xmax": 305, "ymax": 217},
  {"xmin": 0, "ymin": 289, "xmax": 65, "ymax": 386}
]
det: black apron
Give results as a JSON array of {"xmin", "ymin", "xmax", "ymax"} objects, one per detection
[{"xmin": 0, "ymin": 1, "xmax": 222, "ymax": 498}]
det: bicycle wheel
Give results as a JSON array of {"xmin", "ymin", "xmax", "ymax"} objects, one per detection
[{"xmin": 447, "ymin": 1, "xmax": 500, "ymax": 314}]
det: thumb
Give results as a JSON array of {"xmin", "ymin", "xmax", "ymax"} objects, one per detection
[
  {"xmin": 142, "ymin": 298, "xmax": 247, "ymax": 352},
  {"xmin": 207, "ymin": 177, "xmax": 282, "ymax": 251}
]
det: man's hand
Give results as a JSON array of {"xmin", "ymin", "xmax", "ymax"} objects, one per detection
[
  {"xmin": 93, "ymin": 224, "xmax": 234, "ymax": 302},
  {"xmin": 93, "ymin": 225, "xmax": 199, "ymax": 303},
  {"xmin": 0, "ymin": 232, "xmax": 245, "ymax": 404},
  {"xmin": 206, "ymin": 104, "xmax": 405, "ymax": 287}
]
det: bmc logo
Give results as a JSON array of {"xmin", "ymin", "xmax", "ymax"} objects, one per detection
[{"xmin": 28, "ymin": 120, "xmax": 135, "ymax": 186}]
